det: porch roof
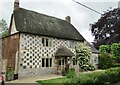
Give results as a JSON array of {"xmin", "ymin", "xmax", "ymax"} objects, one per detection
[{"xmin": 55, "ymin": 46, "xmax": 75, "ymax": 57}]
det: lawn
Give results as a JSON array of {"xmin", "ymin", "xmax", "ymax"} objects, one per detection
[
  {"xmin": 36, "ymin": 71, "xmax": 104, "ymax": 85},
  {"xmin": 36, "ymin": 68, "xmax": 120, "ymax": 85},
  {"xmin": 36, "ymin": 77, "xmax": 68, "ymax": 85}
]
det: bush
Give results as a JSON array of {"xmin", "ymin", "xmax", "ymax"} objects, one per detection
[
  {"xmin": 64, "ymin": 67, "xmax": 120, "ymax": 85},
  {"xmin": 111, "ymin": 43, "xmax": 120, "ymax": 57},
  {"xmin": 6, "ymin": 67, "xmax": 14, "ymax": 81},
  {"xmin": 76, "ymin": 43, "xmax": 95, "ymax": 71},
  {"xmin": 112, "ymin": 63, "xmax": 120, "ymax": 68},
  {"xmin": 66, "ymin": 68, "xmax": 76, "ymax": 78},
  {"xmin": 111, "ymin": 43, "xmax": 120, "ymax": 63},
  {"xmin": 105, "ymin": 68, "xmax": 119, "ymax": 83},
  {"xmin": 62, "ymin": 69, "xmax": 66, "ymax": 76},
  {"xmin": 96, "ymin": 73, "xmax": 110, "ymax": 84},
  {"xmin": 98, "ymin": 53, "xmax": 113, "ymax": 69},
  {"xmin": 99, "ymin": 45, "xmax": 111, "ymax": 53}
]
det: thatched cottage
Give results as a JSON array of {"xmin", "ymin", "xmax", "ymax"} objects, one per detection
[{"xmin": 1, "ymin": 0, "xmax": 99, "ymax": 79}]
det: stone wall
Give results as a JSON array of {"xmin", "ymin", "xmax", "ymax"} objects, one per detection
[{"xmin": 2, "ymin": 34, "xmax": 20, "ymax": 73}]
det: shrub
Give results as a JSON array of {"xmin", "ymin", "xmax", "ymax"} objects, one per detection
[
  {"xmin": 6, "ymin": 67, "xmax": 14, "ymax": 81},
  {"xmin": 112, "ymin": 63, "xmax": 120, "ymax": 68},
  {"xmin": 111, "ymin": 43, "xmax": 120, "ymax": 63},
  {"xmin": 62, "ymin": 69, "xmax": 66, "ymax": 76},
  {"xmin": 98, "ymin": 53, "xmax": 113, "ymax": 69},
  {"xmin": 64, "ymin": 67, "xmax": 120, "ymax": 85},
  {"xmin": 96, "ymin": 72, "xmax": 110, "ymax": 84},
  {"xmin": 105, "ymin": 68, "xmax": 119, "ymax": 83},
  {"xmin": 99, "ymin": 45, "xmax": 111, "ymax": 53},
  {"xmin": 66, "ymin": 68, "xmax": 76, "ymax": 78},
  {"xmin": 111, "ymin": 43, "xmax": 120, "ymax": 57},
  {"xmin": 76, "ymin": 43, "xmax": 95, "ymax": 71},
  {"xmin": 64, "ymin": 76, "xmax": 81, "ymax": 85}
]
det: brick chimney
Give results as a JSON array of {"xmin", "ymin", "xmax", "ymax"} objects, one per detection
[
  {"xmin": 118, "ymin": 1, "xmax": 120, "ymax": 8},
  {"xmin": 65, "ymin": 16, "xmax": 71, "ymax": 23},
  {"xmin": 14, "ymin": 0, "xmax": 19, "ymax": 10}
]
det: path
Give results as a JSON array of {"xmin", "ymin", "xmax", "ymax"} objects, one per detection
[{"xmin": 5, "ymin": 74, "xmax": 63, "ymax": 84}]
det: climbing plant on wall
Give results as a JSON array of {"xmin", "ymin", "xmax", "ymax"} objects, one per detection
[{"xmin": 76, "ymin": 43, "xmax": 95, "ymax": 71}]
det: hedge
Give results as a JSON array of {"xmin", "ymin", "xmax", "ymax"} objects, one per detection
[
  {"xmin": 98, "ymin": 53, "xmax": 113, "ymax": 69},
  {"xmin": 64, "ymin": 67, "xmax": 120, "ymax": 85}
]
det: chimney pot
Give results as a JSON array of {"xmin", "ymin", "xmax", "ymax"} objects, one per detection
[
  {"xmin": 65, "ymin": 16, "xmax": 71, "ymax": 23},
  {"xmin": 14, "ymin": 0, "xmax": 19, "ymax": 10}
]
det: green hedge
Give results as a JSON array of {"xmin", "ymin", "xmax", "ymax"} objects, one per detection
[
  {"xmin": 64, "ymin": 67, "xmax": 120, "ymax": 85},
  {"xmin": 111, "ymin": 43, "xmax": 120, "ymax": 57},
  {"xmin": 98, "ymin": 53, "xmax": 113, "ymax": 69},
  {"xmin": 99, "ymin": 45, "xmax": 111, "ymax": 53}
]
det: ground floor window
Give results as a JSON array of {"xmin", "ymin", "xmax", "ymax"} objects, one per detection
[
  {"xmin": 42, "ymin": 58, "xmax": 52, "ymax": 67},
  {"xmin": 73, "ymin": 58, "xmax": 77, "ymax": 65},
  {"xmin": 42, "ymin": 58, "xmax": 45, "ymax": 67}
]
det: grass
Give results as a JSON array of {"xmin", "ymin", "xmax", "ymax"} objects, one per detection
[
  {"xmin": 36, "ymin": 71, "xmax": 105, "ymax": 85},
  {"xmin": 36, "ymin": 68, "xmax": 120, "ymax": 85},
  {"xmin": 36, "ymin": 77, "xmax": 69, "ymax": 85}
]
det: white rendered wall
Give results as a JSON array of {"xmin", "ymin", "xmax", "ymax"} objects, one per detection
[{"xmin": 10, "ymin": 17, "xmax": 18, "ymax": 35}]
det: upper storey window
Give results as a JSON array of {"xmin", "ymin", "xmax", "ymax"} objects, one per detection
[
  {"xmin": 42, "ymin": 38, "xmax": 52, "ymax": 47},
  {"xmin": 69, "ymin": 41, "xmax": 76, "ymax": 49}
]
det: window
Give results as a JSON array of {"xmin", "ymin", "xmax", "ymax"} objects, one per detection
[
  {"xmin": 94, "ymin": 57, "xmax": 98, "ymax": 63},
  {"xmin": 73, "ymin": 58, "xmax": 77, "ymax": 65},
  {"xmin": 50, "ymin": 58, "xmax": 52, "ymax": 67},
  {"xmin": 62, "ymin": 59, "xmax": 64, "ymax": 65},
  {"xmin": 46, "ymin": 39, "xmax": 48, "ymax": 46},
  {"xmin": 42, "ymin": 38, "xmax": 44, "ymax": 46},
  {"xmin": 42, "ymin": 58, "xmax": 45, "ymax": 67},
  {"xmin": 69, "ymin": 41, "xmax": 76, "ymax": 48},
  {"xmin": 46, "ymin": 58, "xmax": 49, "ymax": 67},
  {"xmin": 42, "ymin": 38, "xmax": 52, "ymax": 47},
  {"xmin": 42, "ymin": 58, "xmax": 52, "ymax": 67},
  {"xmin": 58, "ymin": 59, "xmax": 61, "ymax": 65}
]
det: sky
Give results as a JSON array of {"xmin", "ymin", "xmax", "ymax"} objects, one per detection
[{"xmin": 0, "ymin": 0, "xmax": 120, "ymax": 42}]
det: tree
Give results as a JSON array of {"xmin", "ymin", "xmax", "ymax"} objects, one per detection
[
  {"xmin": 76, "ymin": 43, "xmax": 95, "ymax": 71},
  {"xmin": 0, "ymin": 19, "xmax": 8, "ymax": 38},
  {"xmin": 90, "ymin": 8, "xmax": 120, "ymax": 49}
]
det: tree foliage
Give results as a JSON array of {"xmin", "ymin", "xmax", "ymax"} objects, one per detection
[
  {"xmin": 90, "ymin": 8, "xmax": 120, "ymax": 49},
  {"xmin": 76, "ymin": 43, "xmax": 95, "ymax": 71},
  {"xmin": 0, "ymin": 19, "xmax": 8, "ymax": 38}
]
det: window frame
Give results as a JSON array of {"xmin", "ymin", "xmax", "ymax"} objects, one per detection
[
  {"xmin": 41, "ymin": 37, "xmax": 52, "ymax": 47},
  {"xmin": 42, "ymin": 58, "xmax": 52, "ymax": 68}
]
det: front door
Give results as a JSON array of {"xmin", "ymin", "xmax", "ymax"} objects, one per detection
[{"xmin": 56, "ymin": 57, "xmax": 68, "ymax": 73}]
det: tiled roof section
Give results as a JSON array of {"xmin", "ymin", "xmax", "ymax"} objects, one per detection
[{"xmin": 13, "ymin": 8, "xmax": 85, "ymax": 41}]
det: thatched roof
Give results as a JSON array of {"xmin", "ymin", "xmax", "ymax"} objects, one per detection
[
  {"xmin": 55, "ymin": 46, "xmax": 75, "ymax": 57},
  {"xmin": 13, "ymin": 8, "xmax": 85, "ymax": 41},
  {"xmin": 86, "ymin": 41, "xmax": 99, "ymax": 54}
]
